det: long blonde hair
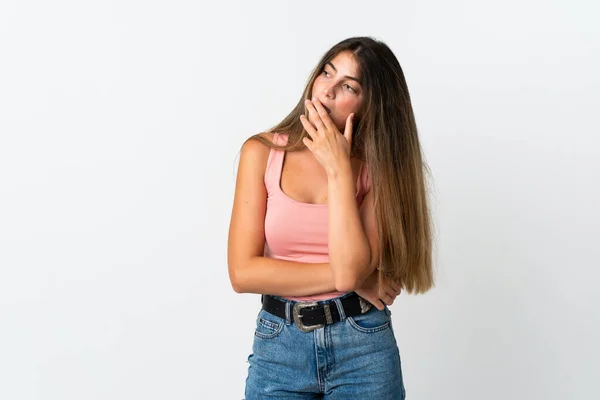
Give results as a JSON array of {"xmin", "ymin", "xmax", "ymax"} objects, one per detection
[{"xmin": 248, "ymin": 36, "xmax": 435, "ymax": 294}]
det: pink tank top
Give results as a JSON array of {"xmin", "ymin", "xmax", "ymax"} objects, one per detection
[{"xmin": 263, "ymin": 132, "xmax": 371, "ymax": 301}]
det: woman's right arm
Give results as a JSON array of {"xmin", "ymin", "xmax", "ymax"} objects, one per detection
[{"xmin": 227, "ymin": 135, "xmax": 337, "ymax": 296}]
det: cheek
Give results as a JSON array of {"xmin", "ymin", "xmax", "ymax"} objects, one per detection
[
  {"xmin": 337, "ymin": 99, "xmax": 360, "ymax": 114},
  {"xmin": 311, "ymin": 79, "xmax": 323, "ymax": 93},
  {"xmin": 331, "ymin": 111, "xmax": 350, "ymax": 129}
]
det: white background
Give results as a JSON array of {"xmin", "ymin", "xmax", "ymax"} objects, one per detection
[{"xmin": 1, "ymin": 1, "xmax": 598, "ymax": 399}]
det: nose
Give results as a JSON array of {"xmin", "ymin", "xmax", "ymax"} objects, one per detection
[{"xmin": 323, "ymin": 84, "xmax": 335, "ymax": 99}]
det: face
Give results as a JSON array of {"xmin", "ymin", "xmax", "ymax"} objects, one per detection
[{"xmin": 310, "ymin": 51, "xmax": 364, "ymax": 132}]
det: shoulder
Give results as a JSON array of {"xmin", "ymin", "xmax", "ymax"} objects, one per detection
[
  {"xmin": 240, "ymin": 132, "xmax": 275, "ymax": 158},
  {"xmin": 238, "ymin": 132, "xmax": 278, "ymax": 178}
]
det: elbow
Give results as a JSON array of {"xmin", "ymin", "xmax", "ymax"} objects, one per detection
[
  {"xmin": 333, "ymin": 266, "xmax": 361, "ymax": 293},
  {"xmin": 335, "ymin": 278, "xmax": 359, "ymax": 293},
  {"xmin": 231, "ymin": 281, "xmax": 245, "ymax": 294},
  {"xmin": 231, "ymin": 279, "xmax": 248, "ymax": 294},
  {"xmin": 332, "ymin": 254, "xmax": 371, "ymax": 293},
  {"xmin": 228, "ymin": 265, "xmax": 247, "ymax": 294}
]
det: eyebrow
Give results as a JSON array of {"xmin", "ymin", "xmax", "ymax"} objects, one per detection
[{"xmin": 326, "ymin": 61, "xmax": 362, "ymax": 85}]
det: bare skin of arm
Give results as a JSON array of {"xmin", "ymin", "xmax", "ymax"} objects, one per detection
[
  {"xmin": 227, "ymin": 134, "xmax": 401, "ymax": 306},
  {"xmin": 227, "ymin": 135, "xmax": 337, "ymax": 296},
  {"xmin": 326, "ymin": 161, "xmax": 374, "ymax": 292}
]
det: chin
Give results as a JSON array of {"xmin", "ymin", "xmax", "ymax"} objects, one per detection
[
  {"xmin": 332, "ymin": 118, "xmax": 346, "ymax": 132},
  {"xmin": 329, "ymin": 114, "xmax": 341, "ymax": 127}
]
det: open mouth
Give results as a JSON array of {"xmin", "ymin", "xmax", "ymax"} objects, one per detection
[{"xmin": 322, "ymin": 104, "xmax": 331, "ymax": 114}]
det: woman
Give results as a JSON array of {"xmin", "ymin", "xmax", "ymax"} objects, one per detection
[{"xmin": 228, "ymin": 36, "xmax": 435, "ymax": 399}]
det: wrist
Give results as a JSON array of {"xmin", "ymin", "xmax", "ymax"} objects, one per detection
[{"xmin": 326, "ymin": 159, "xmax": 352, "ymax": 180}]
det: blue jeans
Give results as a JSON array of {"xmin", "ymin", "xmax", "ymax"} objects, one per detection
[{"xmin": 245, "ymin": 292, "xmax": 406, "ymax": 399}]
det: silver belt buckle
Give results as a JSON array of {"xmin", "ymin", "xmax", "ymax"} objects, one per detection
[
  {"xmin": 292, "ymin": 301, "xmax": 324, "ymax": 333},
  {"xmin": 358, "ymin": 296, "xmax": 373, "ymax": 314}
]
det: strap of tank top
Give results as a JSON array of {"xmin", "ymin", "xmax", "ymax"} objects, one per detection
[
  {"xmin": 355, "ymin": 161, "xmax": 371, "ymax": 206},
  {"xmin": 265, "ymin": 133, "xmax": 367, "ymax": 198},
  {"xmin": 360, "ymin": 161, "xmax": 371, "ymax": 193},
  {"xmin": 264, "ymin": 133, "xmax": 285, "ymax": 192}
]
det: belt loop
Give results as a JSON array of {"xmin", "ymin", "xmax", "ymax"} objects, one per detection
[
  {"xmin": 333, "ymin": 298, "xmax": 346, "ymax": 321},
  {"xmin": 285, "ymin": 300, "xmax": 292, "ymax": 325}
]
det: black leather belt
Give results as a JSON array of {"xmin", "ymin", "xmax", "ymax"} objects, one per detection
[{"xmin": 261, "ymin": 292, "xmax": 373, "ymax": 332}]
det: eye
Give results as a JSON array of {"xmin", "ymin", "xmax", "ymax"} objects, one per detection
[
  {"xmin": 322, "ymin": 69, "xmax": 330, "ymax": 77},
  {"xmin": 344, "ymin": 84, "xmax": 357, "ymax": 94}
]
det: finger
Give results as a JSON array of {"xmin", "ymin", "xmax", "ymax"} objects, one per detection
[
  {"xmin": 305, "ymin": 99, "xmax": 327, "ymax": 133},
  {"xmin": 312, "ymin": 98, "xmax": 337, "ymax": 133},
  {"xmin": 381, "ymin": 276, "xmax": 396, "ymax": 294},
  {"xmin": 299, "ymin": 114, "xmax": 317, "ymax": 139},
  {"xmin": 391, "ymin": 280, "xmax": 402, "ymax": 294},
  {"xmin": 304, "ymin": 100, "xmax": 319, "ymax": 128},
  {"xmin": 344, "ymin": 113, "xmax": 354, "ymax": 145},
  {"xmin": 384, "ymin": 276, "xmax": 401, "ymax": 293},
  {"xmin": 302, "ymin": 136, "xmax": 313, "ymax": 151},
  {"xmin": 380, "ymin": 292, "xmax": 394, "ymax": 306},
  {"xmin": 381, "ymin": 286, "xmax": 397, "ymax": 302},
  {"xmin": 361, "ymin": 294, "xmax": 385, "ymax": 311}
]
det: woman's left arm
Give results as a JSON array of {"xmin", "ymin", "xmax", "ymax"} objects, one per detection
[
  {"xmin": 300, "ymin": 98, "xmax": 379, "ymax": 292},
  {"xmin": 327, "ymin": 165, "xmax": 379, "ymax": 292}
]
